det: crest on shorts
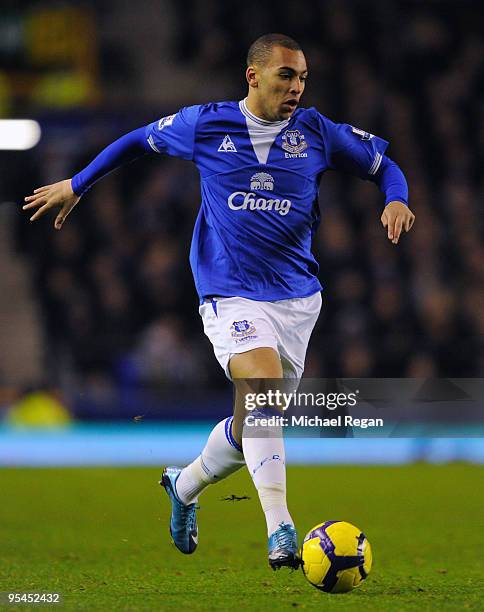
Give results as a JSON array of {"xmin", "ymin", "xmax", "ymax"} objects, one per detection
[
  {"xmin": 282, "ymin": 129, "xmax": 308, "ymax": 154},
  {"xmin": 231, "ymin": 320, "xmax": 256, "ymax": 338}
]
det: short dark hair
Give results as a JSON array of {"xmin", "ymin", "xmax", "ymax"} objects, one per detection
[{"xmin": 247, "ymin": 33, "xmax": 302, "ymax": 67}]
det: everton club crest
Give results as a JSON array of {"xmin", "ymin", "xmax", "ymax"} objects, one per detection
[
  {"xmin": 282, "ymin": 129, "xmax": 308, "ymax": 158},
  {"xmin": 230, "ymin": 320, "xmax": 256, "ymax": 339}
]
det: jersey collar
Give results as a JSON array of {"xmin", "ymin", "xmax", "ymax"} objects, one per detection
[{"xmin": 239, "ymin": 98, "xmax": 289, "ymax": 128}]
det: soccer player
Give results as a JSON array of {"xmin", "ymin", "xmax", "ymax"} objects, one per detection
[{"xmin": 23, "ymin": 34, "xmax": 414, "ymax": 570}]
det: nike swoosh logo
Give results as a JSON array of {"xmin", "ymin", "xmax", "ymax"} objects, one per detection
[{"xmin": 191, "ymin": 531, "xmax": 198, "ymax": 545}]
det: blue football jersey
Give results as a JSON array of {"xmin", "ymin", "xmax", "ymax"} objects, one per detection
[{"xmin": 145, "ymin": 100, "xmax": 389, "ymax": 302}]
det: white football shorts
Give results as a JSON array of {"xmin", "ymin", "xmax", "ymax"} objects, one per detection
[{"xmin": 199, "ymin": 292, "xmax": 322, "ymax": 379}]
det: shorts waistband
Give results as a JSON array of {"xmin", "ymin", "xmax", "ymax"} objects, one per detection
[{"xmin": 202, "ymin": 295, "xmax": 225, "ymax": 304}]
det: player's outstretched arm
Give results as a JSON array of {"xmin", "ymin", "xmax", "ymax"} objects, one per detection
[
  {"xmin": 381, "ymin": 200, "xmax": 415, "ymax": 245},
  {"xmin": 23, "ymin": 126, "xmax": 152, "ymax": 230},
  {"xmin": 23, "ymin": 179, "xmax": 80, "ymax": 230}
]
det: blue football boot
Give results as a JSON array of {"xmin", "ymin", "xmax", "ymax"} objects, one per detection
[
  {"xmin": 268, "ymin": 522, "xmax": 301, "ymax": 570},
  {"xmin": 160, "ymin": 466, "xmax": 198, "ymax": 554}
]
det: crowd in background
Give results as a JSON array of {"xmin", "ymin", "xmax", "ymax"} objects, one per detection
[{"xmin": 9, "ymin": 0, "xmax": 484, "ymax": 391}]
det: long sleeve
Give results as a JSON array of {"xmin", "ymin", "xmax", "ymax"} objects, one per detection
[
  {"xmin": 371, "ymin": 155, "xmax": 409, "ymax": 206},
  {"xmin": 71, "ymin": 127, "xmax": 152, "ymax": 196}
]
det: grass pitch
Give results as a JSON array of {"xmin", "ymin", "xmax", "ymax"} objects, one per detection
[{"xmin": 1, "ymin": 464, "xmax": 483, "ymax": 611}]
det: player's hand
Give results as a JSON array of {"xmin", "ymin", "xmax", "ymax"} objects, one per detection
[
  {"xmin": 381, "ymin": 200, "xmax": 415, "ymax": 244},
  {"xmin": 23, "ymin": 179, "xmax": 80, "ymax": 230}
]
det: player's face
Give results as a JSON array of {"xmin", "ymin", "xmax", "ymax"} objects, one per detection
[{"xmin": 249, "ymin": 46, "xmax": 308, "ymax": 121}]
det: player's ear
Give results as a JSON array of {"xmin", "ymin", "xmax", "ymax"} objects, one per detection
[{"xmin": 246, "ymin": 65, "xmax": 258, "ymax": 88}]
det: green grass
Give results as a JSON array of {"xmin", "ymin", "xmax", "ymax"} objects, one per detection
[{"xmin": 1, "ymin": 465, "xmax": 483, "ymax": 611}]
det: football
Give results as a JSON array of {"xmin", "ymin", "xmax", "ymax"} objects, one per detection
[{"xmin": 300, "ymin": 520, "xmax": 372, "ymax": 593}]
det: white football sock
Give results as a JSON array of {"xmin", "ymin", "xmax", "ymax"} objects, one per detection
[
  {"xmin": 175, "ymin": 417, "xmax": 245, "ymax": 505},
  {"xmin": 242, "ymin": 414, "xmax": 294, "ymax": 536}
]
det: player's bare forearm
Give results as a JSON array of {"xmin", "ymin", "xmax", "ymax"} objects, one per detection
[
  {"xmin": 23, "ymin": 179, "xmax": 80, "ymax": 230},
  {"xmin": 380, "ymin": 200, "xmax": 415, "ymax": 244}
]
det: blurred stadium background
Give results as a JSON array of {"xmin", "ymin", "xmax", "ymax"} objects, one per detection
[{"xmin": 0, "ymin": 0, "xmax": 483, "ymax": 465}]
